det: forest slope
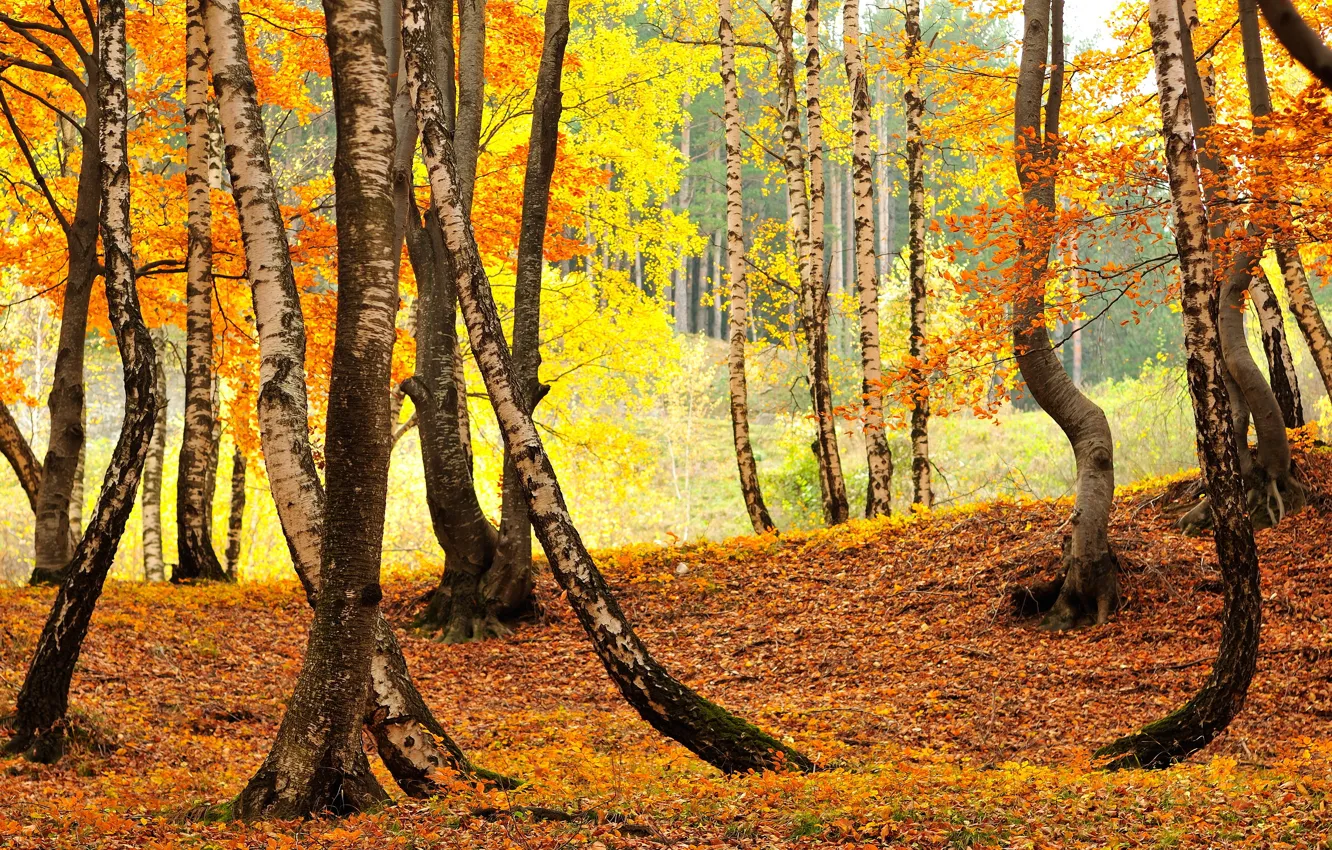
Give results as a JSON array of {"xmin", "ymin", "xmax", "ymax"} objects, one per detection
[{"xmin": 3, "ymin": 452, "xmax": 1332, "ymax": 847}]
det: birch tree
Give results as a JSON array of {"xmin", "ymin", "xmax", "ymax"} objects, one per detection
[
  {"xmin": 176, "ymin": 0, "xmax": 228, "ymax": 582},
  {"xmin": 774, "ymin": 0, "xmax": 847, "ymax": 526},
  {"xmin": 235, "ymin": 0, "xmax": 403, "ymax": 814},
  {"xmin": 720, "ymin": 0, "xmax": 776, "ymax": 534},
  {"xmin": 844, "ymin": 0, "xmax": 893, "ymax": 517},
  {"xmin": 404, "ymin": 0, "xmax": 813, "ymax": 772},
  {"xmin": 1096, "ymin": 0, "xmax": 1261, "ymax": 767},
  {"xmin": 903, "ymin": 0, "xmax": 931, "ymax": 508},
  {"xmin": 141, "ymin": 329, "xmax": 168, "ymax": 582},
  {"xmin": 5, "ymin": 0, "xmax": 160, "ymax": 761},
  {"xmin": 205, "ymin": 0, "xmax": 502, "ymax": 796}
]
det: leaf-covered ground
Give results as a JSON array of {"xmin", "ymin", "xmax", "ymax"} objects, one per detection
[{"xmin": 4, "ymin": 454, "xmax": 1332, "ymax": 848}]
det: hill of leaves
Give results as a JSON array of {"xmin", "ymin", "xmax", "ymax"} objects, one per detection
[{"xmin": 3, "ymin": 452, "xmax": 1332, "ymax": 847}]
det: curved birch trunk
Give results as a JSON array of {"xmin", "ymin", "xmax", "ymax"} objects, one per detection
[
  {"xmin": 405, "ymin": 0, "xmax": 812, "ymax": 772},
  {"xmin": 720, "ymin": 0, "xmax": 776, "ymax": 534},
  {"xmin": 142, "ymin": 329, "xmax": 168, "ymax": 582},
  {"xmin": 176, "ymin": 0, "xmax": 229, "ymax": 582},
  {"xmin": 845, "ymin": 0, "xmax": 894, "ymax": 517},
  {"xmin": 0, "ymin": 399, "xmax": 41, "ymax": 512},
  {"xmin": 903, "ymin": 0, "xmax": 931, "ymax": 508},
  {"xmin": 1174, "ymin": 0, "xmax": 1301, "ymax": 534},
  {"xmin": 205, "ymin": 0, "xmax": 500, "ymax": 797},
  {"xmin": 1097, "ymin": 0, "xmax": 1261, "ymax": 767},
  {"xmin": 1014, "ymin": 0, "xmax": 1119, "ymax": 630},
  {"xmin": 6, "ymin": 0, "xmax": 160, "ymax": 761},
  {"xmin": 235, "ymin": 0, "xmax": 403, "ymax": 814}
]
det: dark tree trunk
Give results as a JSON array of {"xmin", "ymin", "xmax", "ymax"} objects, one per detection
[
  {"xmin": 406, "ymin": 0, "xmax": 813, "ymax": 772},
  {"xmin": 25, "ymin": 56, "xmax": 101, "ymax": 587},
  {"xmin": 176, "ymin": 0, "xmax": 229, "ymax": 582},
  {"xmin": 486, "ymin": 0, "xmax": 569, "ymax": 618},
  {"xmin": 0, "ymin": 399, "xmax": 41, "ymax": 512},
  {"xmin": 1255, "ymin": 0, "xmax": 1332, "ymax": 89},
  {"xmin": 225, "ymin": 447, "xmax": 245, "ymax": 577},
  {"xmin": 1013, "ymin": 0, "xmax": 1119, "ymax": 630},
  {"xmin": 235, "ymin": 0, "xmax": 401, "ymax": 817},
  {"xmin": 207, "ymin": 0, "xmax": 504, "ymax": 797},
  {"xmin": 6, "ymin": 0, "xmax": 160, "ymax": 762},
  {"xmin": 1097, "ymin": 0, "xmax": 1261, "ymax": 767}
]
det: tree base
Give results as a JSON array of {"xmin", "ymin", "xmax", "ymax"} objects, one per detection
[
  {"xmin": 28, "ymin": 566, "xmax": 69, "ymax": 587},
  {"xmin": 414, "ymin": 587, "xmax": 516, "ymax": 644},
  {"xmin": 234, "ymin": 748, "xmax": 389, "ymax": 821},
  {"xmin": 1010, "ymin": 541, "xmax": 1120, "ymax": 631},
  {"xmin": 1178, "ymin": 475, "xmax": 1307, "ymax": 537},
  {"xmin": 4, "ymin": 723, "xmax": 66, "ymax": 764}
]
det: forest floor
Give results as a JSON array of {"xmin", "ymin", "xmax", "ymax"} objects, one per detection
[{"xmin": 3, "ymin": 455, "xmax": 1332, "ymax": 848}]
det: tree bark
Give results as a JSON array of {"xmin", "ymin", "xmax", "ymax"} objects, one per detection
[
  {"xmin": 801, "ymin": 0, "xmax": 849, "ymax": 526},
  {"xmin": 142, "ymin": 329, "xmax": 168, "ymax": 582},
  {"xmin": 0, "ymin": 399, "xmax": 41, "ymax": 512},
  {"xmin": 1097, "ymin": 0, "xmax": 1261, "ymax": 767},
  {"xmin": 235, "ymin": 0, "xmax": 403, "ymax": 815},
  {"xmin": 25, "ymin": 41, "xmax": 101, "ymax": 586},
  {"xmin": 1255, "ymin": 0, "xmax": 1332, "ymax": 89},
  {"xmin": 205, "ymin": 0, "xmax": 500, "ymax": 797},
  {"xmin": 176, "ymin": 0, "xmax": 229, "ymax": 582},
  {"xmin": 846, "ymin": 0, "xmax": 894, "ymax": 518},
  {"xmin": 6, "ymin": 0, "xmax": 160, "ymax": 761},
  {"xmin": 720, "ymin": 0, "xmax": 776, "ymax": 535},
  {"xmin": 773, "ymin": 0, "xmax": 846, "ymax": 526},
  {"xmin": 225, "ymin": 446, "xmax": 245, "ymax": 577},
  {"xmin": 1013, "ymin": 0, "xmax": 1119, "ymax": 630},
  {"xmin": 1175, "ymin": 0, "xmax": 1301, "ymax": 533},
  {"xmin": 1238, "ymin": 0, "xmax": 1304, "ymax": 429},
  {"xmin": 903, "ymin": 0, "xmax": 932, "ymax": 509},
  {"xmin": 485, "ymin": 0, "xmax": 568, "ymax": 617},
  {"xmin": 405, "ymin": 0, "xmax": 812, "ymax": 772}
]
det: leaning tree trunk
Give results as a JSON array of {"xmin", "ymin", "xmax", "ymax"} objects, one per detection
[
  {"xmin": 800, "ymin": 0, "xmax": 849, "ymax": 526},
  {"xmin": 5, "ymin": 0, "xmax": 160, "ymax": 761},
  {"xmin": 176, "ymin": 0, "xmax": 228, "ymax": 583},
  {"xmin": 1250, "ymin": 275, "xmax": 1303, "ymax": 428},
  {"xmin": 0, "ymin": 399, "xmax": 41, "ymax": 512},
  {"xmin": 845, "ymin": 0, "xmax": 894, "ymax": 518},
  {"xmin": 235, "ymin": 0, "xmax": 401, "ymax": 815},
  {"xmin": 29, "ymin": 63, "xmax": 101, "ymax": 587},
  {"xmin": 1013, "ymin": 0, "xmax": 1119, "ymax": 630},
  {"xmin": 903, "ymin": 0, "xmax": 932, "ymax": 508},
  {"xmin": 142, "ymin": 329, "xmax": 168, "ymax": 582},
  {"xmin": 1096, "ymin": 0, "xmax": 1261, "ymax": 767},
  {"xmin": 720, "ymin": 0, "xmax": 776, "ymax": 535},
  {"xmin": 1174, "ymin": 0, "xmax": 1302, "ymax": 534},
  {"xmin": 205, "ymin": 0, "xmax": 502, "ymax": 796},
  {"xmin": 225, "ymin": 447, "xmax": 245, "ymax": 577},
  {"xmin": 1255, "ymin": 0, "xmax": 1332, "ymax": 90},
  {"xmin": 405, "ymin": 0, "xmax": 812, "ymax": 773},
  {"xmin": 1239, "ymin": 0, "xmax": 1303, "ymax": 429}
]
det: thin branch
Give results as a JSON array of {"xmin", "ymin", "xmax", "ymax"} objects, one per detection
[{"xmin": 0, "ymin": 86, "xmax": 69, "ymax": 233}]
